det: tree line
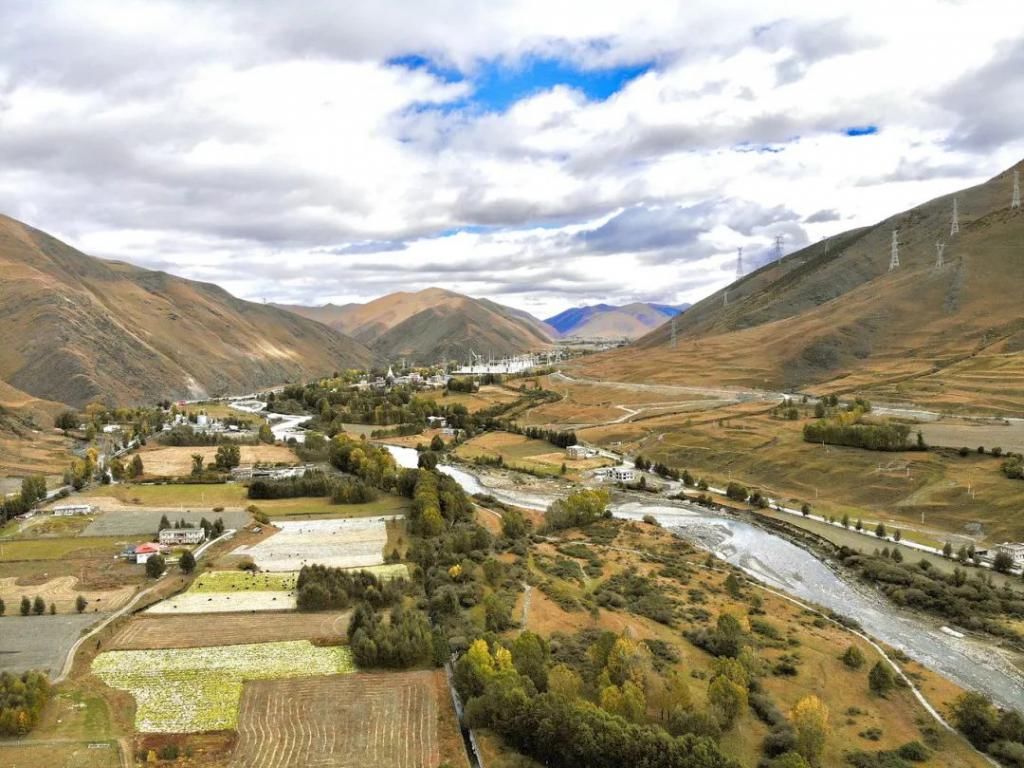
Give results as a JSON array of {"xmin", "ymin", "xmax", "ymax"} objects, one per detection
[
  {"xmin": 295, "ymin": 564, "xmax": 406, "ymax": 611},
  {"xmin": 803, "ymin": 419, "xmax": 919, "ymax": 451}
]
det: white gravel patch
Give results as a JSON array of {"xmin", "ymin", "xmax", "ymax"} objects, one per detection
[
  {"xmin": 231, "ymin": 517, "xmax": 398, "ymax": 572},
  {"xmin": 145, "ymin": 592, "xmax": 297, "ymax": 614}
]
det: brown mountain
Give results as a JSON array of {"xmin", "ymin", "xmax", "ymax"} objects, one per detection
[
  {"xmin": 575, "ymin": 160, "xmax": 1024, "ymax": 412},
  {"xmin": 278, "ymin": 288, "xmax": 554, "ymax": 364},
  {"xmin": 0, "ymin": 214, "xmax": 374, "ymax": 408}
]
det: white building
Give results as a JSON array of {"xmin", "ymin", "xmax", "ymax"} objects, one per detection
[
  {"xmin": 995, "ymin": 542, "xmax": 1024, "ymax": 565},
  {"xmin": 608, "ymin": 467, "xmax": 638, "ymax": 483},
  {"xmin": 566, "ymin": 445, "xmax": 596, "ymax": 460},
  {"xmin": 158, "ymin": 528, "xmax": 206, "ymax": 546},
  {"xmin": 51, "ymin": 504, "xmax": 94, "ymax": 516}
]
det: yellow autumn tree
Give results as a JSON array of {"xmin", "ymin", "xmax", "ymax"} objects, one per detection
[{"xmin": 791, "ymin": 694, "xmax": 829, "ymax": 764}]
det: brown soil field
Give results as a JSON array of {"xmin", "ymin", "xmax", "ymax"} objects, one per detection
[
  {"xmin": 0, "ymin": 575, "xmax": 135, "ymax": 614},
  {"xmin": 137, "ymin": 444, "xmax": 299, "ymax": 476},
  {"xmin": 230, "ymin": 670, "xmax": 460, "ymax": 768},
  {"xmin": 0, "ymin": 742, "xmax": 121, "ymax": 768},
  {"xmin": 109, "ymin": 611, "xmax": 350, "ymax": 650}
]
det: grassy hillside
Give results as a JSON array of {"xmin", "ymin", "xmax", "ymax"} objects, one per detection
[
  {"xmin": 0, "ymin": 214, "xmax": 375, "ymax": 408},
  {"xmin": 280, "ymin": 287, "xmax": 554, "ymax": 364},
  {"xmin": 575, "ymin": 161, "xmax": 1024, "ymax": 410}
]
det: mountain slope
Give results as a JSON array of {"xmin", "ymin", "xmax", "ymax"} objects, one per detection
[
  {"xmin": 279, "ymin": 288, "xmax": 554, "ymax": 363},
  {"xmin": 0, "ymin": 214, "xmax": 374, "ymax": 408},
  {"xmin": 574, "ymin": 160, "xmax": 1024, "ymax": 411},
  {"xmin": 546, "ymin": 302, "xmax": 688, "ymax": 339}
]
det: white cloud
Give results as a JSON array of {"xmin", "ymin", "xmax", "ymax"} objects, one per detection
[{"xmin": 1, "ymin": 0, "xmax": 1023, "ymax": 319}]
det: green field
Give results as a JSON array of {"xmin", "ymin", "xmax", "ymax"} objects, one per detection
[
  {"xmin": 189, "ymin": 570, "xmax": 297, "ymax": 593},
  {"xmin": 92, "ymin": 640, "xmax": 356, "ymax": 732},
  {"xmin": 260, "ymin": 494, "xmax": 410, "ymax": 519},
  {"xmin": 0, "ymin": 536, "xmax": 128, "ymax": 562}
]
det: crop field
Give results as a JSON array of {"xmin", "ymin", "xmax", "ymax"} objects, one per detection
[
  {"xmin": 81, "ymin": 508, "xmax": 249, "ymax": 536},
  {"xmin": 0, "ymin": 613, "xmax": 103, "ymax": 673},
  {"xmin": 80, "ymin": 482, "xmax": 250, "ymax": 509},
  {"xmin": 138, "ymin": 444, "xmax": 298, "ymax": 476},
  {"xmin": 91, "ymin": 640, "xmax": 356, "ymax": 733},
  {"xmin": 918, "ymin": 418, "xmax": 1024, "ymax": 454},
  {"xmin": 231, "ymin": 517, "xmax": 393, "ymax": 571},
  {"xmin": 110, "ymin": 611, "xmax": 350, "ymax": 650},
  {"xmin": 0, "ymin": 575, "xmax": 134, "ymax": 613},
  {"xmin": 417, "ymin": 384, "xmax": 520, "ymax": 413},
  {"xmin": 231, "ymin": 671, "xmax": 443, "ymax": 768},
  {"xmin": 145, "ymin": 591, "xmax": 297, "ymax": 614},
  {"xmin": 261, "ymin": 493, "xmax": 410, "ymax": 519},
  {"xmin": 190, "ymin": 570, "xmax": 297, "ymax": 592}
]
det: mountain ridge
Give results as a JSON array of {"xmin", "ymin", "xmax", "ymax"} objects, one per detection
[{"xmin": 546, "ymin": 302, "xmax": 688, "ymax": 339}]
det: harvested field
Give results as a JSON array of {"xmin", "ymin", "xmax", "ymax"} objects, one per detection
[
  {"xmin": 144, "ymin": 591, "xmax": 297, "ymax": 614},
  {"xmin": 232, "ymin": 517, "xmax": 394, "ymax": 571},
  {"xmin": 0, "ymin": 575, "xmax": 134, "ymax": 614},
  {"xmin": 918, "ymin": 419, "xmax": 1024, "ymax": 454},
  {"xmin": 110, "ymin": 611, "xmax": 349, "ymax": 650},
  {"xmin": 0, "ymin": 742, "xmax": 120, "ymax": 768},
  {"xmin": 137, "ymin": 444, "xmax": 299, "ymax": 476},
  {"xmin": 231, "ymin": 671, "xmax": 442, "ymax": 768},
  {"xmin": 92, "ymin": 641, "xmax": 356, "ymax": 733},
  {"xmin": 0, "ymin": 613, "xmax": 104, "ymax": 674},
  {"xmin": 82, "ymin": 508, "xmax": 249, "ymax": 536}
]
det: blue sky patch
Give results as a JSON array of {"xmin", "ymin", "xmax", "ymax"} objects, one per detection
[
  {"xmin": 845, "ymin": 125, "xmax": 879, "ymax": 136},
  {"xmin": 389, "ymin": 52, "xmax": 652, "ymax": 113}
]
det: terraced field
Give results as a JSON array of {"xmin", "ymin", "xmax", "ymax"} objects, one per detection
[
  {"xmin": 231, "ymin": 671, "xmax": 441, "ymax": 768},
  {"xmin": 110, "ymin": 612, "xmax": 349, "ymax": 650}
]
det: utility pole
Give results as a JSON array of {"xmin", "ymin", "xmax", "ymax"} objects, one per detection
[
  {"xmin": 735, "ymin": 247, "xmax": 744, "ymax": 278},
  {"xmin": 889, "ymin": 230, "xmax": 900, "ymax": 271},
  {"xmin": 1013, "ymin": 169, "xmax": 1021, "ymax": 210},
  {"xmin": 951, "ymin": 198, "xmax": 960, "ymax": 236},
  {"xmin": 935, "ymin": 241, "xmax": 946, "ymax": 270}
]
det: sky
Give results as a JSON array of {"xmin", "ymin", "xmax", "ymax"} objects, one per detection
[{"xmin": 1, "ymin": 1, "xmax": 1023, "ymax": 320}]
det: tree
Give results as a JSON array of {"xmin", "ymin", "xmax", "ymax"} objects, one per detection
[
  {"xmin": 429, "ymin": 434, "xmax": 445, "ymax": 452},
  {"xmin": 49, "ymin": 602, "xmax": 56, "ymax": 615},
  {"xmin": 511, "ymin": 631, "xmax": 549, "ymax": 692},
  {"xmin": 145, "ymin": 554, "xmax": 166, "ymax": 578},
  {"xmin": 20, "ymin": 596, "xmax": 30, "ymax": 616},
  {"xmin": 943, "ymin": 541, "xmax": 954, "ymax": 558},
  {"xmin": 993, "ymin": 551, "xmax": 1014, "ymax": 573},
  {"xmin": 158, "ymin": 514, "xmax": 171, "ymax": 532},
  {"xmin": 875, "ymin": 522, "xmax": 887, "ymax": 538},
  {"xmin": 950, "ymin": 692, "xmax": 998, "ymax": 749},
  {"xmin": 54, "ymin": 410, "xmax": 79, "ymax": 431},
  {"xmin": 483, "ymin": 592, "xmax": 513, "ymax": 632},
  {"xmin": 214, "ymin": 444, "xmax": 241, "ymax": 470},
  {"xmin": 791, "ymin": 695, "xmax": 829, "ymax": 764},
  {"xmin": 0, "ymin": 596, "xmax": 5, "ymax": 616},
  {"xmin": 547, "ymin": 664, "xmax": 583, "ymax": 700},
  {"xmin": 543, "ymin": 489, "xmax": 609, "ymax": 531},
  {"xmin": 707, "ymin": 675, "xmax": 747, "ymax": 728},
  {"xmin": 190, "ymin": 453, "xmax": 205, "ymax": 475},
  {"xmin": 770, "ymin": 752, "xmax": 812, "ymax": 768},
  {"xmin": 32, "ymin": 596, "xmax": 45, "ymax": 615},
  {"xmin": 179, "ymin": 550, "xmax": 196, "ymax": 574},
  {"xmin": 841, "ymin": 513, "xmax": 850, "ymax": 529},
  {"xmin": 801, "ymin": 503, "xmax": 811, "ymax": 517},
  {"xmin": 258, "ymin": 423, "xmax": 274, "ymax": 443},
  {"xmin": 894, "ymin": 529, "xmax": 901, "ymax": 542},
  {"xmin": 501, "ymin": 508, "xmax": 527, "ymax": 539},
  {"xmin": 868, "ymin": 661, "xmax": 895, "ymax": 696},
  {"xmin": 130, "ymin": 454, "xmax": 144, "ymax": 478},
  {"xmin": 75, "ymin": 595, "xmax": 87, "ymax": 613},
  {"xmin": 855, "ymin": 518, "xmax": 863, "ymax": 531},
  {"xmin": 840, "ymin": 644, "xmax": 865, "ymax": 669}
]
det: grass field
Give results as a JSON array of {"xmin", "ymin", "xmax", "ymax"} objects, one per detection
[
  {"xmin": 417, "ymin": 384, "xmax": 520, "ymax": 413},
  {"xmin": 0, "ymin": 536, "xmax": 129, "ymax": 562},
  {"xmin": 190, "ymin": 570, "xmax": 298, "ymax": 592},
  {"xmin": 92, "ymin": 640, "xmax": 356, "ymax": 733},
  {"xmin": 455, "ymin": 431, "xmax": 612, "ymax": 478},
  {"xmin": 110, "ymin": 612, "xmax": 350, "ymax": 650},
  {"xmin": 137, "ymin": 444, "xmax": 298, "ymax": 476},
  {"xmin": 231, "ymin": 670, "xmax": 453, "ymax": 768}
]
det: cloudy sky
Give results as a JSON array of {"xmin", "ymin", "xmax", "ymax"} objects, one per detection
[{"xmin": 2, "ymin": 1, "xmax": 1023, "ymax": 319}]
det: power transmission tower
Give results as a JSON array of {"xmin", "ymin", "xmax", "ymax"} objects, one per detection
[
  {"xmin": 1013, "ymin": 169, "xmax": 1021, "ymax": 210},
  {"xmin": 934, "ymin": 241, "xmax": 946, "ymax": 270},
  {"xmin": 774, "ymin": 234, "xmax": 784, "ymax": 262},
  {"xmin": 723, "ymin": 289, "xmax": 728, "ymax": 307},
  {"xmin": 951, "ymin": 198, "xmax": 960, "ymax": 236},
  {"xmin": 889, "ymin": 230, "xmax": 900, "ymax": 271},
  {"xmin": 735, "ymin": 247, "xmax": 744, "ymax": 278}
]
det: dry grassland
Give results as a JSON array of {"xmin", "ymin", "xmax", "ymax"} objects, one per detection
[{"xmin": 137, "ymin": 444, "xmax": 299, "ymax": 476}]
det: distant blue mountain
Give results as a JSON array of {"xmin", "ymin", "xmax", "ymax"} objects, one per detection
[{"xmin": 544, "ymin": 302, "xmax": 689, "ymax": 339}]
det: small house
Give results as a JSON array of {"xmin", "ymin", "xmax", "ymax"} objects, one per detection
[
  {"xmin": 158, "ymin": 528, "xmax": 206, "ymax": 546},
  {"xmin": 133, "ymin": 542, "xmax": 165, "ymax": 564},
  {"xmin": 608, "ymin": 467, "xmax": 638, "ymax": 483},
  {"xmin": 566, "ymin": 445, "xmax": 595, "ymax": 460}
]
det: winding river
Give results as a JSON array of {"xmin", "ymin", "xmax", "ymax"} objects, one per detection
[{"xmin": 385, "ymin": 444, "xmax": 1024, "ymax": 709}]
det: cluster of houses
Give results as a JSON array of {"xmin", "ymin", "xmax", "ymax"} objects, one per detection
[
  {"xmin": 353, "ymin": 368, "xmax": 450, "ymax": 392},
  {"xmin": 121, "ymin": 527, "xmax": 208, "ymax": 564},
  {"xmin": 161, "ymin": 411, "xmax": 248, "ymax": 436},
  {"xmin": 230, "ymin": 463, "xmax": 318, "ymax": 481}
]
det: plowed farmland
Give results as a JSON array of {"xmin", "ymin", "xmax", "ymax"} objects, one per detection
[
  {"xmin": 110, "ymin": 611, "xmax": 350, "ymax": 650},
  {"xmin": 231, "ymin": 671, "xmax": 447, "ymax": 768}
]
